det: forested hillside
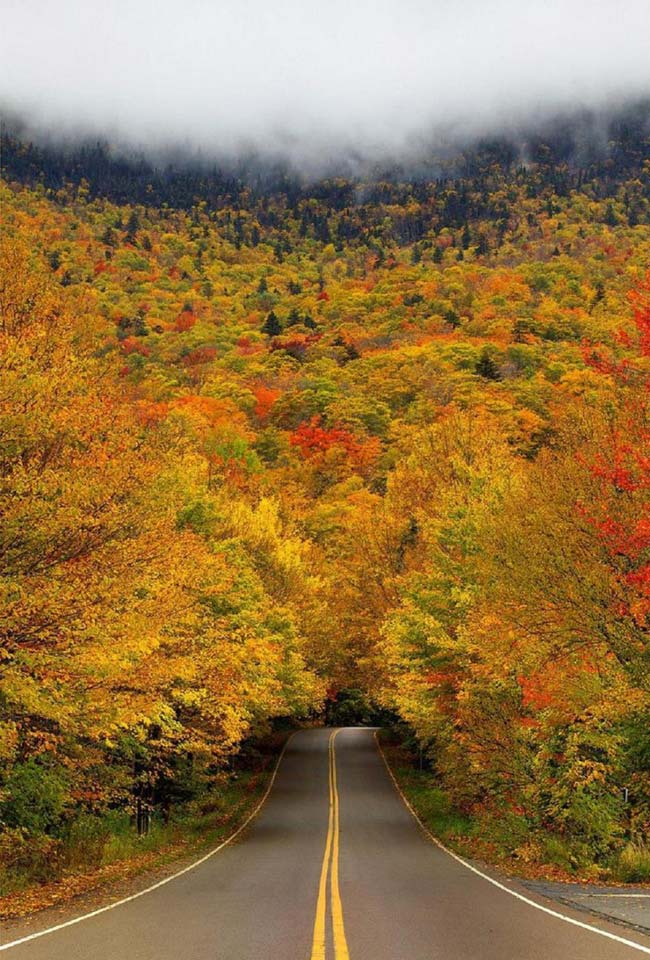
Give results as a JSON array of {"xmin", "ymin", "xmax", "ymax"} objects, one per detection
[{"xmin": 2, "ymin": 114, "xmax": 650, "ymax": 891}]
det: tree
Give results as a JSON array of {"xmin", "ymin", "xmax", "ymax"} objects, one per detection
[
  {"xmin": 475, "ymin": 348, "xmax": 501, "ymax": 380},
  {"xmin": 0, "ymin": 240, "xmax": 322, "ymax": 863},
  {"xmin": 262, "ymin": 310, "xmax": 282, "ymax": 337}
]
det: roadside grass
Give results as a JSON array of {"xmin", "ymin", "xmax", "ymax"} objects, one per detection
[
  {"xmin": 387, "ymin": 762, "xmax": 473, "ymax": 844},
  {"xmin": 0, "ymin": 743, "xmax": 284, "ymax": 920}
]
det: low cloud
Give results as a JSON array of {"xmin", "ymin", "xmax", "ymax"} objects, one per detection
[{"xmin": 2, "ymin": 0, "xmax": 650, "ymax": 168}]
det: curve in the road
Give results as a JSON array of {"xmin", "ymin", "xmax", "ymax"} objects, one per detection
[{"xmin": 2, "ymin": 727, "xmax": 650, "ymax": 960}]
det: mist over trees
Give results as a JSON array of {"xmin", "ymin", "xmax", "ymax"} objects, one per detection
[{"xmin": 3, "ymin": 100, "xmax": 650, "ymax": 208}]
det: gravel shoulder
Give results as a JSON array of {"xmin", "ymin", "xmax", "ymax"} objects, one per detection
[{"xmin": 520, "ymin": 879, "xmax": 650, "ymax": 935}]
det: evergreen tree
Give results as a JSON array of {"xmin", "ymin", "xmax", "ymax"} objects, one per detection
[
  {"xmin": 102, "ymin": 226, "xmax": 117, "ymax": 247},
  {"xmin": 592, "ymin": 281, "xmax": 605, "ymax": 309},
  {"xmin": 262, "ymin": 311, "xmax": 282, "ymax": 337},
  {"xmin": 475, "ymin": 348, "xmax": 501, "ymax": 380},
  {"xmin": 126, "ymin": 210, "xmax": 139, "ymax": 241}
]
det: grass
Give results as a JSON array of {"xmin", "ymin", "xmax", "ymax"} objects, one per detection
[{"xmin": 392, "ymin": 768, "xmax": 473, "ymax": 841}]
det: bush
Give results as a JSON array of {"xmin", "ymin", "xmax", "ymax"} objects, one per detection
[
  {"xmin": 1, "ymin": 760, "xmax": 69, "ymax": 834},
  {"xmin": 0, "ymin": 828, "xmax": 62, "ymax": 894},
  {"xmin": 326, "ymin": 689, "xmax": 390, "ymax": 726},
  {"xmin": 63, "ymin": 811, "xmax": 130, "ymax": 870},
  {"xmin": 479, "ymin": 810, "xmax": 531, "ymax": 854},
  {"xmin": 614, "ymin": 843, "xmax": 650, "ymax": 883},
  {"xmin": 540, "ymin": 835, "xmax": 575, "ymax": 871}
]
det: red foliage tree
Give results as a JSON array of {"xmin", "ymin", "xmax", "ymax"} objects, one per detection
[
  {"xmin": 252, "ymin": 384, "xmax": 280, "ymax": 420},
  {"xmin": 290, "ymin": 416, "xmax": 380, "ymax": 474},
  {"xmin": 582, "ymin": 276, "xmax": 650, "ymax": 627},
  {"xmin": 174, "ymin": 309, "xmax": 196, "ymax": 332}
]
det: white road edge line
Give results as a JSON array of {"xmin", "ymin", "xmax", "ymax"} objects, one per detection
[
  {"xmin": 0, "ymin": 732, "xmax": 296, "ymax": 953},
  {"xmin": 374, "ymin": 731, "xmax": 650, "ymax": 957}
]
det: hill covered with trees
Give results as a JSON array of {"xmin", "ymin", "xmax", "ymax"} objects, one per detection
[{"xmin": 2, "ymin": 110, "xmax": 650, "ymax": 894}]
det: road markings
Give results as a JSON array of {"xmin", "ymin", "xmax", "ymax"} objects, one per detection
[
  {"xmin": 0, "ymin": 734, "xmax": 296, "ymax": 954},
  {"xmin": 310, "ymin": 730, "xmax": 350, "ymax": 960},
  {"xmin": 311, "ymin": 733, "xmax": 336, "ymax": 960},
  {"xmin": 330, "ymin": 732, "xmax": 350, "ymax": 960},
  {"xmin": 374, "ymin": 732, "xmax": 650, "ymax": 957}
]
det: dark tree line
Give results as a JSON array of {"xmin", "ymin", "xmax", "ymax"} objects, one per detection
[{"xmin": 2, "ymin": 100, "xmax": 650, "ymax": 250}]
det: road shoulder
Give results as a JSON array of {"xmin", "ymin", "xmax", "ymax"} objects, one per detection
[{"xmin": 519, "ymin": 879, "xmax": 650, "ymax": 936}]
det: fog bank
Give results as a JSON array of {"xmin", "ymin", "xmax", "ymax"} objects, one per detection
[{"xmin": 2, "ymin": 0, "xmax": 650, "ymax": 167}]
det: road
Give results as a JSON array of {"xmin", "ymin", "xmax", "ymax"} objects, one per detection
[{"xmin": 2, "ymin": 728, "xmax": 650, "ymax": 959}]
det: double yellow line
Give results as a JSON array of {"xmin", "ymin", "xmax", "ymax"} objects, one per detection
[{"xmin": 310, "ymin": 729, "xmax": 350, "ymax": 960}]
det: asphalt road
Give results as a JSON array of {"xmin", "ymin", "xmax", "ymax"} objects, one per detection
[{"xmin": 2, "ymin": 728, "xmax": 650, "ymax": 959}]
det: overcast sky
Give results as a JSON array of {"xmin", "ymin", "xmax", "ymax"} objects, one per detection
[{"xmin": 2, "ymin": 0, "xmax": 650, "ymax": 165}]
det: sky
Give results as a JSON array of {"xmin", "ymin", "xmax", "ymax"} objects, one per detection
[{"xmin": 2, "ymin": 0, "xmax": 650, "ymax": 167}]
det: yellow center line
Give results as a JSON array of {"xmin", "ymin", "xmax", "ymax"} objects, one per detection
[
  {"xmin": 309, "ymin": 730, "xmax": 350, "ymax": 960},
  {"xmin": 330, "ymin": 731, "xmax": 350, "ymax": 960},
  {"xmin": 310, "ymin": 732, "xmax": 335, "ymax": 960}
]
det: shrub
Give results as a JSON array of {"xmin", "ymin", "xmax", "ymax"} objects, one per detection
[
  {"xmin": 614, "ymin": 843, "xmax": 650, "ymax": 883},
  {"xmin": 63, "ymin": 811, "xmax": 129, "ymax": 870},
  {"xmin": 540, "ymin": 835, "xmax": 575, "ymax": 871},
  {"xmin": 0, "ymin": 828, "xmax": 62, "ymax": 894},
  {"xmin": 1, "ymin": 760, "xmax": 69, "ymax": 835}
]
